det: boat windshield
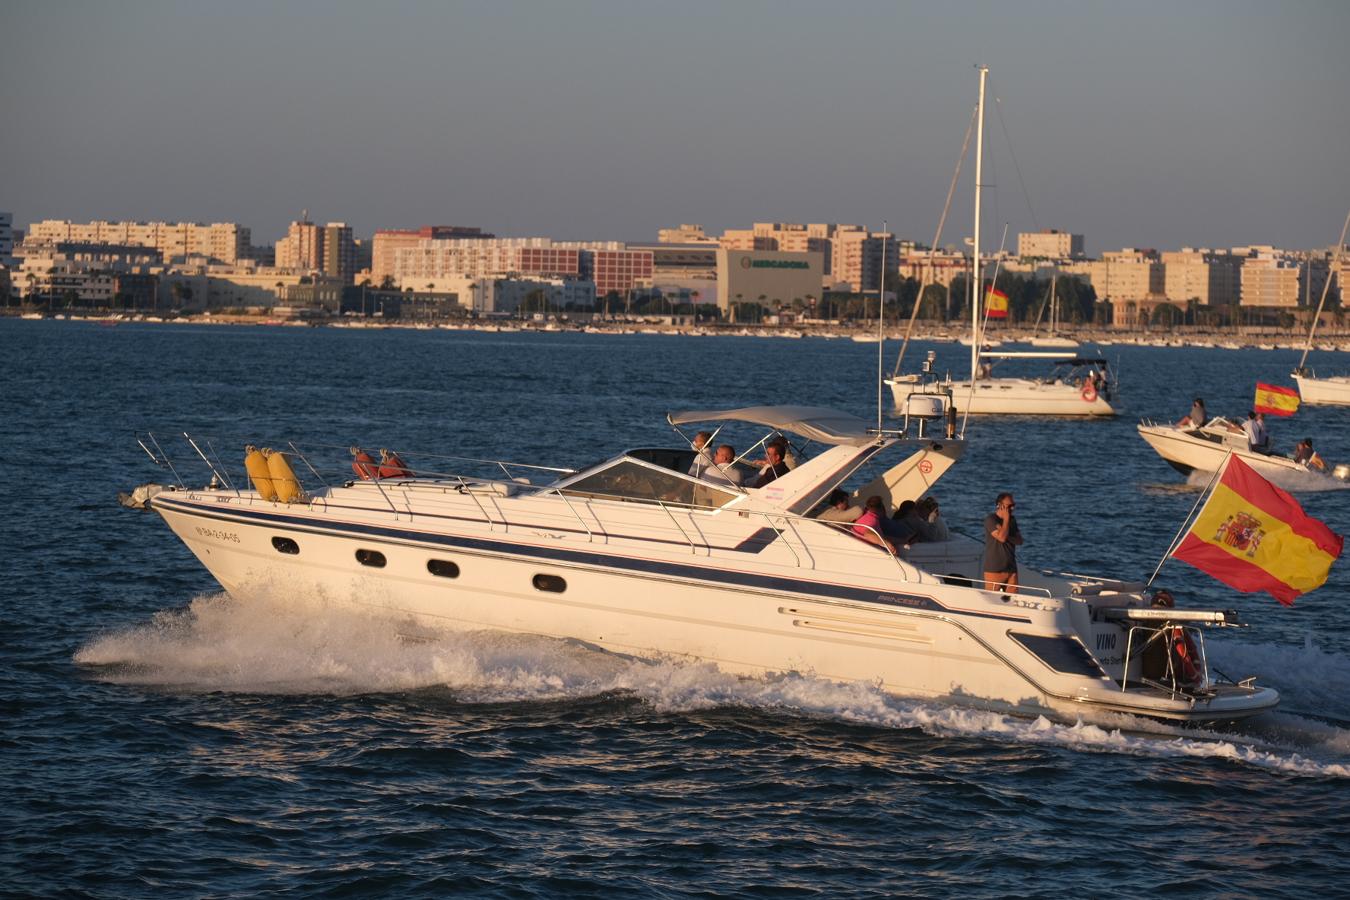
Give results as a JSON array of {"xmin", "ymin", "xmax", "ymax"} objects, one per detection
[{"xmin": 555, "ymin": 456, "xmax": 741, "ymax": 509}]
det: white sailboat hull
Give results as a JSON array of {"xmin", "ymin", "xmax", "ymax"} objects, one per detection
[
  {"xmin": 890, "ymin": 377, "xmax": 1114, "ymax": 416},
  {"xmin": 1293, "ymin": 373, "xmax": 1350, "ymax": 406},
  {"xmin": 151, "ymin": 483, "xmax": 1271, "ymax": 723}
]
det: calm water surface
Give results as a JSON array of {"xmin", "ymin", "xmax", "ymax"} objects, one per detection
[{"xmin": 4, "ymin": 319, "xmax": 1349, "ymax": 898}]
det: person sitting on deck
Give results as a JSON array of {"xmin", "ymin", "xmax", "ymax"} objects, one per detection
[
  {"xmin": 918, "ymin": 496, "xmax": 949, "ymax": 541},
  {"xmin": 852, "ymin": 495, "xmax": 901, "ymax": 554},
  {"xmin": 1178, "ymin": 397, "xmax": 1206, "ymax": 427},
  {"xmin": 701, "ymin": 444, "xmax": 745, "ymax": 488},
  {"xmin": 687, "ymin": 431, "xmax": 715, "ymax": 478},
  {"xmin": 817, "ymin": 488, "xmax": 863, "ymax": 523},
  {"xmin": 1294, "ymin": 438, "xmax": 1327, "ymax": 471},
  {"xmin": 753, "ymin": 441, "xmax": 791, "ymax": 488}
]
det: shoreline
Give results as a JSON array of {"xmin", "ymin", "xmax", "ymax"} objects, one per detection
[{"xmin": 5, "ymin": 309, "xmax": 1349, "ymax": 349}]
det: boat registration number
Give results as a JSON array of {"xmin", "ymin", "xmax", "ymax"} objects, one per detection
[{"xmin": 194, "ymin": 526, "xmax": 241, "ymax": 544}]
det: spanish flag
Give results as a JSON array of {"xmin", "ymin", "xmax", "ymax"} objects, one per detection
[
  {"xmin": 1172, "ymin": 455, "xmax": 1342, "ymax": 605},
  {"xmin": 985, "ymin": 288, "xmax": 1009, "ymax": 319},
  {"xmin": 1254, "ymin": 382, "xmax": 1299, "ymax": 417}
]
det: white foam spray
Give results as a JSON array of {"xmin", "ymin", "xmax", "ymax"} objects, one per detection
[{"xmin": 76, "ymin": 590, "xmax": 1350, "ymax": 779}]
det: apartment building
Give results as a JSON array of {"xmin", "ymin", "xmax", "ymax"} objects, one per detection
[
  {"xmin": 657, "ymin": 224, "xmax": 717, "ymax": 245},
  {"xmin": 273, "ymin": 220, "xmax": 359, "ymax": 283},
  {"xmin": 1238, "ymin": 253, "xmax": 1329, "ymax": 308},
  {"xmin": 1068, "ymin": 249, "xmax": 1164, "ymax": 301},
  {"xmin": 717, "ymin": 223, "xmax": 898, "ymax": 292},
  {"xmin": 370, "ymin": 226, "xmax": 492, "ymax": 285},
  {"xmin": 1161, "ymin": 249, "xmax": 1239, "ymax": 306},
  {"xmin": 1018, "ymin": 229, "xmax": 1084, "ymax": 260},
  {"xmin": 388, "ymin": 236, "xmax": 652, "ymax": 301},
  {"xmin": 25, "ymin": 219, "xmax": 251, "ymax": 264}
]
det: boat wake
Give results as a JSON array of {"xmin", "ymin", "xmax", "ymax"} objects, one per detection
[{"xmin": 75, "ymin": 590, "xmax": 1350, "ymax": 779}]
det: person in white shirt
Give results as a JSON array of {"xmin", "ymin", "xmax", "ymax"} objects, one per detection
[
  {"xmin": 702, "ymin": 444, "xmax": 745, "ymax": 489},
  {"xmin": 687, "ymin": 431, "xmax": 714, "ymax": 478}
]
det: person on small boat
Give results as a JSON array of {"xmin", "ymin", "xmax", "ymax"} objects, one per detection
[
  {"xmin": 1294, "ymin": 438, "xmax": 1327, "ymax": 471},
  {"xmin": 753, "ymin": 441, "xmax": 791, "ymax": 487},
  {"xmin": 1178, "ymin": 397, "xmax": 1206, "ymax": 427},
  {"xmin": 1229, "ymin": 410, "xmax": 1271, "ymax": 454},
  {"xmin": 701, "ymin": 444, "xmax": 745, "ymax": 488},
  {"xmin": 817, "ymin": 488, "xmax": 863, "ymax": 523},
  {"xmin": 983, "ymin": 492, "xmax": 1023, "ymax": 593},
  {"xmin": 852, "ymin": 495, "xmax": 902, "ymax": 554},
  {"xmin": 687, "ymin": 431, "xmax": 714, "ymax": 478}
]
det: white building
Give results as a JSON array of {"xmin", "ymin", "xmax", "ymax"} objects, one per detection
[
  {"xmin": 26, "ymin": 219, "xmax": 252, "ymax": 264},
  {"xmin": 1018, "ymin": 229, "xmax": 1084, "ymax": 260}
]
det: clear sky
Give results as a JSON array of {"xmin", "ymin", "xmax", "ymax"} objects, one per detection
[{"xmin": 3, "ymin": 0, "xmax": 1347, "ymax": 253}]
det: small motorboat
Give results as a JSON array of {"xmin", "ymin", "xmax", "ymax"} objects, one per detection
[{"xmin": 1137, "ymin": 416, "xmax": 1350, "ymax": 484}]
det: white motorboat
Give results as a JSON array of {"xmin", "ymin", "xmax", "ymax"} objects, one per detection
[
  {"xmin": 889, "ymin": 353, "xmax": 1116, "ymax": 416},
  {"xmin": 139, "ymin": 395, "xmax": 1277, "ymax": 725},
  {"xmin": 1292, "ymin": 209, "xmax": 1350, "ymax": 405},
  {"xmin": 1138, "ymin": 416, "xmax": 1349, "ymax": 483}
]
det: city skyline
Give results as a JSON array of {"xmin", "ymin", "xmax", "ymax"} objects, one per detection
[{"xmin": 4, "ymin": 1, "xmax": 1348, "ymax": 252}]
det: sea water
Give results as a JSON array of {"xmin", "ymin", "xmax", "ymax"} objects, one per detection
[{"xmin": 4, "ymin": 318, "xmax": 1349, "ymax": 897}]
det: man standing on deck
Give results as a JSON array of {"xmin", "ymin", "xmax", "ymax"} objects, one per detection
[{"xmin": 983, "ymin": 492, "xmax": 1023, "ymax": 593}]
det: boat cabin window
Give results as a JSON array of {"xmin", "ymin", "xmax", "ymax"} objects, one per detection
[
  {"xmin": 533, "ymin": 574, "xmax": 566, "ymax": 593},
  {"xmin": 271, "ymin": 536, "xmax": 300, "ymax": 555},
  {"xmin": 355, "ymin": 548, "xmax": 387, "ymax": 568},
  {"xmin": 557, "ymin": 458, "xmax": 739, "ymax": 509},
  {"xmin": 427, "ymin": 559, "xmax": 460, "ymax": 578}
]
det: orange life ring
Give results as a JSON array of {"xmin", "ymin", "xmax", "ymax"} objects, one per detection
[
  {"xmin": 1081, "ymin": 383, "xmax": 1098, "ymax": 403},
  {"xmin": 351, "ymin": 450, "xmax": 377, "ymax": 480},
  {"xmin": 1171, "ymin": 626, "xmax": 1201, "ymax": 684}
]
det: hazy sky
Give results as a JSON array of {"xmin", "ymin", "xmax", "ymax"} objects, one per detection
[{"xmin": 3, "ymin": 0, "xmax": 1347, "ymax": 253}]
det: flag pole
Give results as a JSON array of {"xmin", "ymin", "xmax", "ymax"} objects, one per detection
[{"xmin": 1146, "ymin": 451, "xmax": 1232, "ymax": 588}]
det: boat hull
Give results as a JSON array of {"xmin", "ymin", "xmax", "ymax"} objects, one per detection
[
  {"xmin": 151, "ymin": 487, "xmax": 1275, "ymax": 723},
  {"xmin": 891, "ymin": 378, "xmax": 1115, "ymax": 416},
  {"xmin": 1137, "ymin": 423, "xmax": 1327, "ymax": 481},
  {"xmin": 1293, "ymin": 373, "xmax": 1350, "ymax": 407}
]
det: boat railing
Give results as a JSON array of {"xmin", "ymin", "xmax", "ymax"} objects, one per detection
[{"xmin": 136, "ymin": 433, "xmax": 943, "ymax": 582}]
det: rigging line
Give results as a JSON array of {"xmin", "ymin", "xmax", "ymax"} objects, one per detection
[
  {"xmin": 891, "ymin": 104, "xmax": 979, "ymax": 379},
  {"xmin": 990, "ymin": 78, "xmax": 1040, "ymax": 232}
]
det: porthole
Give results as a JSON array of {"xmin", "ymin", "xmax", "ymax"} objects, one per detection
[
  {"xmin": 532, "ymin": 573, "xmax": 566, "ymax": 593},
  {"xmin": 271, "ymin": 536, "xmax": 299, "ymax": 555},
  {"xmin": 427, "ymin": 559, "xmax": 460, "ymax": 578},
  {"xmin": 356, "ymin": 548, "xmax": 387, "ymax": 568}
]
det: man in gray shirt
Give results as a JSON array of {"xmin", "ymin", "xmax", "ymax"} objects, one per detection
[{"xmin": 983, "ymin": 492, "xmax": 1024, "ymax": 593}]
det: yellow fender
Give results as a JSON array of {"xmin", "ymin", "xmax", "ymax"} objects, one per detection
[
  {"xmin": 265, "ymin": 448, "xmax": 305, "ymax": 503},
  {"xmin": 244, "ymin": 445, "xmax": 278, "ymax": 501}
]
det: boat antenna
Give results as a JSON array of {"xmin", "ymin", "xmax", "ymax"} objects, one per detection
[
  {"xmin": 1296, "ymin": 208, "xmax": 1350, "ymax": 374},
  {"xmin": 971, "ymin": 65, "xmax": 988, "ymax": 387},
  {"xmin": 891, "ymin": 107, "xmax": 977, "ymax": 379},
  {"xmin": 1146, "ymin": 451, "xmax": 1231, "ymax": 588},
  {"xmin": 877, "ymin": 221, "xmax": 888, "ymax": 434}
]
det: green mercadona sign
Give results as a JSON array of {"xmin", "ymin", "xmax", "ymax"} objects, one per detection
[{"xmin": 749, "ymin": 259, "xmax": 809, "ymax": 269}]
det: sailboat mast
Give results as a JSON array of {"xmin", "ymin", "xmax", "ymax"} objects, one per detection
[
  {"xmin": 971, "ymin": 65, "xmax": 988, "ymax": 384},
  {"xmin": 1297, "ymin": 209, "xmax": 1350, "ymax": 373}
]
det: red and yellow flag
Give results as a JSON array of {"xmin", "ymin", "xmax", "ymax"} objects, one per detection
[
  {"xmin": 1172, "ymin": 455, "xmax": 1342, "ymax": 605},
  {"xmin": 985, "ymin": 288, "xmax": 1008, "ymax": 319},
  {"xmin": 1254, "ymin": 382, "xmax": 1299, "ymax": 417}
]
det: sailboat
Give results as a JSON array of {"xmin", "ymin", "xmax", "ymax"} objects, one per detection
[
  {"xmin": 1291, "ymin": 209, "xmax": 1350, "ymax": 406},
  {"xmin": 1028, "ymin": 274, "xmax": 1079, "ymax": 348},
  {"xmin": 887, "ymin": 67, "xmax": 1116, "ymax": 417}
]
